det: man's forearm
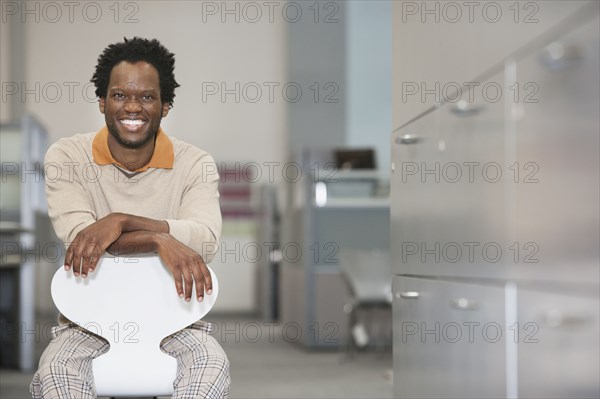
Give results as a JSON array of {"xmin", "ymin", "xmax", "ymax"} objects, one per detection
[
  {"xmin": 113, "ymin": 212, "xmax": 170, "ymax": 234},
  {"xmin": 106, "ymin": 230, "xmax": 166, "ymax": 255},
  {"xmin": 107, "ymin": 213, "xmax": 169, "ymax": 255},
  {"xmin": 106, "ymin": 214, "xmax": 215, "ymax": 261}
]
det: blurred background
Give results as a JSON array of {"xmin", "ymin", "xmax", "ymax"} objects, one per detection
[{"xmin": 1, "ymin": 1, "xmax": 598, "ymax": 398}]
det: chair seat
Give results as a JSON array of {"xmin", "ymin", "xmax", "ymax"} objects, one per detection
[{"xmin": 51, "ymin": 254, "xmax": 219, "ymax": 397}]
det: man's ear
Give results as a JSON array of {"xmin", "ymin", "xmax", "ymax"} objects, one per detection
[
  {"xmin": 99, "ymin": 97, "xmax": 106, "ymax": 114},
  {"xmin": 162, "ymin": 102, "xmax": 170, "ymax": 118}
]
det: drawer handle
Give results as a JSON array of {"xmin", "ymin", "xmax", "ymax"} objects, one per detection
[
  {"xmin": 449, "ymin": 298, "xmax": 480, "ymax": 311},
  {"xmin": 399, "ymin": 291, "xmax": 420, "ymax": 299},
  {"xmin": 395, "ymin": 135, "xmax": 422, "ymax": 145},
  {"xmin": 542, "ymin": 310, "xmax": 589, "ymax": 328},
  {"xmin": 539, "ymin": 42, "xmax": 582, "ymax": 71},
  {"xmin": 449, "ymin": 100, "xmax": 483, "ymax": 117}
]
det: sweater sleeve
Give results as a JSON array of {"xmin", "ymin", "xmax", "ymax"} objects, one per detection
[
  {"xmin": 164, "ymin": 154, "xmax": 222, "ymax": 263},
  {"xmin": 44, "ymin": 140, "xmax": 96, "ymax": 249}
]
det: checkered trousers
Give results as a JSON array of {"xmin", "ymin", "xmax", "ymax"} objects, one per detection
[{"xmin": 30, "ymin": 319, "xmax": 231, "ymax": 398}]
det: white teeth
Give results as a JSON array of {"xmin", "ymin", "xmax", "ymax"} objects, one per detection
[{"xmin": 120, "ymin": 119, "xmax": 145, "ymax": 126}]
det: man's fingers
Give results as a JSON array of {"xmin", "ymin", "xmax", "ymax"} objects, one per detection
[
  {"xmin": 71, "ymin": 247, "xmax": 83, "ymax": 277},
  {"xmin": 68, "ymin": 234, "xmax": 85, "ymax": 275},
  {"xmin": 64, "ymin": 252, "xmax": 72, "ymax": 271},
  {"xmin": 81, "ymin": 257, "xmax": 94, "ymax": 278},
  {"xmin": 81, "ymin": 251, "xmax": 92, "ymax": 278},
  {"xmin": 173, "ymin": 270, "xmax": 184, "ymax": 298},
  {"xmin": 88, "ymin": 257, "xmax": 98, "ymax": 273},
  {"xmin": 79, "ymin": 242, "xmax": 100, "ymax": 278},
  {"xmin": 66, "ymin": 235, "xmax": 83, "ymax": 276},
  {"xmin": 64, "ymin": 242, "xmax": 75, "ymax": 271},
  {"xmin": 191, "ymin": 262, "xmax": 205, "ymax": 302},
  {"xmin": 69, "ymin": 253, "xmax": 99, "ymax": 277},
  {"xmin": 202, "ymin": 264, "xmax": 213, "ymax": 296},
  {"xmin": 183, "ymin": 269, "xmax": 194, "ymax": 302}
]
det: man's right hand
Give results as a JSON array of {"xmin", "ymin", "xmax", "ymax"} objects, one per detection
[{"xmin": 64, "ymin": 213, "xmax": 124, "ymax": 277}]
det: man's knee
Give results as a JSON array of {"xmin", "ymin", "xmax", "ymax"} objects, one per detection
[
  {"xmin": 34, "ymin": 363, "xmax": 63, "ymax": 385},
  {"xmin": 31, "ymin": 362, "xmax": 97, "ymax": 399},
  {"xmin": 198, "ymin": 350, "xmax": 231, "ymax": 397},
  {"xmin": 32, "ymin": 326, "xmax": 107, "ymax": 395},
  {"xmin": 194, "ymin": 345, "xmax": 230, "ymax": 373},
  {"xmin": 213, "ymin": 350, "xmax": 230, "ymax": 372},
  {"xmin": 35, "ymin": 350, "xmax": 89, "ymax": 382},
  {"xmin": 32, "ymin": 362, "xmax": 75, "ymax": 395}
]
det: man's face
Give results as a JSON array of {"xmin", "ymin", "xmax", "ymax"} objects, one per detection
[{"xmin": 99, "ymin": 61, "xmax": 170, "ymax": 149}]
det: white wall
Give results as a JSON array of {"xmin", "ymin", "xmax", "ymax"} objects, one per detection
[
  {"xmin": 18, "ymin": 1, "xmax": 287, "ymax": 168},
  {"xmin": 0, "ymin": 16, "xmax": 11, "ymax": 123}
]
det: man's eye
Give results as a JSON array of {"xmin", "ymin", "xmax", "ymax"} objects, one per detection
[
  {"xmin": 113, "ymin": 93, "xmax": 125, "ymax": 100},
  {"xmin": 142, "ymin": 95, "xmax": 154, "ymax": 101}
]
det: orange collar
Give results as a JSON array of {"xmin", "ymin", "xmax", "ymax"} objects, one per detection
[{"xmin": 92, "ymin": 126, "xmax": 174, "ymax": 172}]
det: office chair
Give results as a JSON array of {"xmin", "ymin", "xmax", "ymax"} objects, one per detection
[
  {"xmin": 50, "ymin": 254, "xmax": 219, "ymax": 397},
  {"xmin": 339, "ymin": 248, "xmax": 392, "ymax": 357}
]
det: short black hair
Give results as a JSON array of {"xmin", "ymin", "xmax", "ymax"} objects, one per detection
[{"xmin": 91, "ymin": 37, "xmax": 180, "ymax": 106}]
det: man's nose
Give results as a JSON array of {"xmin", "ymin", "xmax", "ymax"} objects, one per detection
[{"xmin": 123, "ymin": 97, "xmax": 143, "ymax": 112}]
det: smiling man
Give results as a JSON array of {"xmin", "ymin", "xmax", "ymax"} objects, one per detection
[{"xmin": 30, "ymin": 37, "xmax": 230, "ymax": 398}]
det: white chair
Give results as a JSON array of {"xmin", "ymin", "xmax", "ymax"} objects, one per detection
[{"xmin": 50, "ymin": 254, "xmax": 219, "ymax": 397}]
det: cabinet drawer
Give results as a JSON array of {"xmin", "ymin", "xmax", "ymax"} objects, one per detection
[
  {"xmin": 393, "ymin": 276, "xmax": 506, "ymax": 398},
  {"xmin": 517, "ymin": 288, "xmax": 599, "ymax": 398},
  {"xmin": 508, "ymin": 14, "xmax": 599, "ymax": 286}
]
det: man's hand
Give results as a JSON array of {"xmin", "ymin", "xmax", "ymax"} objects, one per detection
[
  {"xmin": 64, "ymin": 212, "xmax": 211, "ymax": 302},
  {"xmin": 64, "ymin": 213, "xmax": 124, "ymax": 277},
  {"xmin": 154, "ymin": 233, "xmax": 213, "ymax": 303}
]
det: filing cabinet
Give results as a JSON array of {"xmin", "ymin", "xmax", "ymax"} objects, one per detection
[{"xmin": 391, "ymin": 4, "xmax": 599, "ymax": 397}]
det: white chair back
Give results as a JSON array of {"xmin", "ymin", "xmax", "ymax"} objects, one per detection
[{"xmin": 51, "ymin": 254, "xmax": 219, "ymax": 397}]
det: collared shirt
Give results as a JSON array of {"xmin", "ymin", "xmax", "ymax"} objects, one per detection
[{"xmin": 91, "ymin": 126, "xmax": 175, "ymax": 172}]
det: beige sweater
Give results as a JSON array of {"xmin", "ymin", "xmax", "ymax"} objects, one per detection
[{"xmin": 44, "ymin": 129, "xmax": 221, "ymax": 262}]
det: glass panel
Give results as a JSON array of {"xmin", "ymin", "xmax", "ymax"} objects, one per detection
[
  {"xmin": 0, "ymin": 126, "xmax": 22, "ymax": 163},
  {"xmin": 0, "ymin": 173, "xmax": 21, "ymax": 210}
]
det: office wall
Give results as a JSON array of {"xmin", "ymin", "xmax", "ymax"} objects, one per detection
[
  {"xmin": 15, "ymin": 1, "xmax": 287, "ymax": 168},
  {"xmin": 1, "ymin": 15, "xmax": 13, "ymax": 123},
  {"xmin": 286, "ymin": 0, "xmax": 346, "ymax": 152},
  {"xmin": 346, "ymin": 0, "xmax": 391, "ymax": 176}
]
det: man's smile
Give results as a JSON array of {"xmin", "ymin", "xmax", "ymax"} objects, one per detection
[{"xmin": 119, "ymin": 118, "xmax": 148, "ymax": 132}]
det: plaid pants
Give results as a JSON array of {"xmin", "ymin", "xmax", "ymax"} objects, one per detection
[{"xmin": 30, "ymin": 318, "xmax": 230, "ymax": 398}]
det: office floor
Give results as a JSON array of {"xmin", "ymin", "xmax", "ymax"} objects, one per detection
[{"xmin": 0, "ymin": 315, "xmax": 393, "ymax": 399}]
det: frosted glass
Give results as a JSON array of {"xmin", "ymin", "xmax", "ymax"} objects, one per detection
[
  {"xmin": 0, "ymin": 174, "xmax": 21, "ymax": 210},
  {"xmin": 0, "ymin": 127, "xmax": 22, "ymax": 163}
]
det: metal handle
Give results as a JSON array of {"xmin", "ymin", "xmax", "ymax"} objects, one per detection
[
  {"xmin": 450, "ymin": 100, "xmax": 483, "ymax": 117},
  {"xmin": 542, "ymin": 310, "xmax": 589, "ymax": 328},
  {"xmin": 539, "ymin": 42, "xmax": 582, "ymax": 70},
  {"xmin": 395, "ymin": 134, "xmax": 422, "ymax": 145},
  {"xmin": 449, "ymin": 298, "xmax": 480, "ymax": 311},
  {"xmin": 398, "ymin": 291, "xmax": 420, "ymax": 299}
]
